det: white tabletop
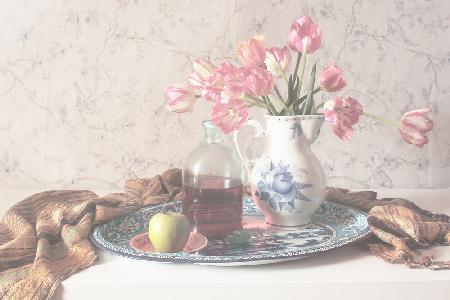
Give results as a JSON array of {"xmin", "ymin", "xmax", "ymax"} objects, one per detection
[{"xmin": 2, "ymin": 188, "xmax": 450, "ymax": 300}]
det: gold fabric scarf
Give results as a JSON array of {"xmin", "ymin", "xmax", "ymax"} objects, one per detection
[
  {"xmin": 0, "ymin": 169, "xmax": 182, "ymax": 300},
  {"xmin": 326, "ymin": 187, "xmax": 450, "ymax": 270}
]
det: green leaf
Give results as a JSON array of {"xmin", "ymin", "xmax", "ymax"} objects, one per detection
[
  {"xmin": 289, "ymin": 87, "xmax": 322, "ymax": 112},
  {"xmin": 298, "ymin": 100, "xmax": 307, "ymax": 114},
  {"xmin": 292, "ymin": 52, "xmax": 302, "ymax": 84},
  {"xmin": 304, "ymin": 63, "xmax": 317, "ymax": 115},
  {"xmin": 262, "ymin": 96, "xmax": 278, "ymax": 115},
  {"xmin": 287, "ymin": 55, "xmax": 300, "ymax": 104},
  {"xmin": 295, "ymin": 52, "xmax": 307, "ymax": 104},
  {"xmin": 286, "ymin": 75, "xmax": 293, "ymax": 108},
  {"xmin": 285, "ymin": 75, "xmax": 298, "ymax": 115},
  {"xmin": 273, "ymin": 85, "xmax": 287, "ymax": 110}
]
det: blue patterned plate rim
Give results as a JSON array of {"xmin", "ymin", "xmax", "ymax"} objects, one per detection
[{"xmin": 91, "ymin": 197, "xmax": 371, "ymax": 265}]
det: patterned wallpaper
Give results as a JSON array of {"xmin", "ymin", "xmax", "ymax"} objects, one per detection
[{"xmin": 0, "ymin": 0, "xmax": 448, "ymax": 189}]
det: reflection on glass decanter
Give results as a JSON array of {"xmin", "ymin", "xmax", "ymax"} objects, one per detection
[{"xmin": 182, "ymin": 121, "xmax": 244, "ymax": 239}]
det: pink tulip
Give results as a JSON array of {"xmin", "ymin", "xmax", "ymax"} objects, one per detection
[
  {"xmin": 244, "ymin": 67, "xmax": 275, "ymax": 97},
  {"xmin": 202, "ymin": 62, "xmax": 247, "ymax": 103},
  {"xmin": 265, "ymin": 46, "xmax": 292, "ymax": 78},
  {"xmin": 189, "ymin": 59, "xmax": 216, "ymax": 88},
  {"xmin": 164, "ymin": 84, "xmax": 196, "ymax": 113},
  {"xmin": 211, "ymin": 98, "xmax": 249, "ymax": 134},
  {"xmin": 324, "ymin": 96, "xmax": 363, "ymax": 140},
  {"xmin": 399, "ymin": 108, "xmax": 433, "ymax": 148},
  {"xmin": 319, "ymin": 64, "xmax": 347, "ymax": 92},
  {"xmin": 212, "ymin": 63, "xmax": 247, "ymax": 85},
  {"xmin": 287, "ymin": 16, "xmax": 322, "ymax": 53},
  {"xmin": 188, "ymin": 72, "xmax": 208, "ymax": 89},
  {"xmin": 192, "ymin": 59, "xmax": 215, "ymax": 78},
  {"xmin": 236, "ymin": 35, "xmax": 266, "ymax": 68},
  {"xmin": 195, "ymin": 71, "xmax": 223, "ymax": 102}
]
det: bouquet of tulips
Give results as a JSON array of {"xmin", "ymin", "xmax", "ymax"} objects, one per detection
[{"xmin": 165, "ymin": 16, "xmax": 433, "ymax": 147}]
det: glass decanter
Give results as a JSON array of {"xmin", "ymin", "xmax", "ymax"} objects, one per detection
[{"xmin": 182, "ymin": 120, "xmax": 244, "ymax": 239}]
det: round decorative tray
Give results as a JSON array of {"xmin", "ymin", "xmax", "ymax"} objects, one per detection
[{"xmin": 91, "ymin": 197, "xmax": 370, "ymax": 266}]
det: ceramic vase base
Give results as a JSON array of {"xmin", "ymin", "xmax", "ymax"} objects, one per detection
[
  {"xmin": 264, "ymin": 221, "xmax": 311, "ymax": 231},
  {"xmin": 264, "ymin": 216, "xmax": 312, "ymax": 229}
]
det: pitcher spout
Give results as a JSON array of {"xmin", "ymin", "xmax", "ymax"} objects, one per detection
[{"xmin": 300, "ymin": 115, "xmax": 324, "ymax": 144}]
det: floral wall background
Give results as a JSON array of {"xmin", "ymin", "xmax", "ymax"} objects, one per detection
[{"xmin": 0, "ymin": 0, "xmax": 448, "ymax": 190}]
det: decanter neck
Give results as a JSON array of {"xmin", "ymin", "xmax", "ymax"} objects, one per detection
[{"xmin": 203, "ymin": 120, "xmax": 223, "ymax": 144}]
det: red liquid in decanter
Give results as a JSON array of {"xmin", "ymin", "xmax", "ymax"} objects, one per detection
[{"xmin": 182, "ymin": 175, "xmax": 243, "ymax": 239}]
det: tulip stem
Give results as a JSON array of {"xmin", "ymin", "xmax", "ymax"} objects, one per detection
[
  {"xmin": 262, "ymin": 96, "xmax": 278, "ymax": 115},
  {"xmin": 296, "ymin": 48, "xmax": 308, "ymax": 100},
  {"xmin": 281, "ymin": 71, "xmax": 290, "ymax": 86},
  {"xmin": 303, "ymin": 62, "xmax": 317, "ymax": 115},
  {"xmin": 293, "ymin": 52, "xmax": 302, "ymax": 80},
  {"xmin": 286, "ymin": 52, "xmax": 302, "ymax": 113},
  {"xmin": 362, "ymin": 112, "xmax": 400, "ymax": 126},
  {"xmin": 268, "ymin": 94, "xmax": 287, "ymax": 110},
  {"xmin": 242, "ymin": 95, "xmax": 269, "ymax": 109},
  {"xmin": 273, "ymin": 85, "xmax": 288, "ymax": 109},
  {"xmin": 289, "ymin": 87, "xmax": 322, "ymax": 112},
  {"xmin": 273, "ymin": 59, "xmax": 290, "ymax": 86},
  {"xmin": 246, "ymin": 95, "xmax": 275, "ymax": 114},
  {"xmin": 249, "ymin": 102, "xmax": 268, "ymax": 109}
]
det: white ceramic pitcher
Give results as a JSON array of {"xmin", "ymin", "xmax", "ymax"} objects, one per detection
[{"xmin": 234, "ymin": 115, "xmax": 326, "ymax": 227}]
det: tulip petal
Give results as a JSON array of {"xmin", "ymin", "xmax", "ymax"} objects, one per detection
[
  {"xmin": 288, "ymin": 16, "xmax": 322, "ymax": 53},
  {"xmin": 324, "ymin": 96, "xmax": 363, "ymax": 140},
  {"xmin": 211, "ymin": 98, "xmax": 249, "ymax": 134},
  {"xmin": 399, "ymin": 108, "xmax": 433, "ymax": 147}
]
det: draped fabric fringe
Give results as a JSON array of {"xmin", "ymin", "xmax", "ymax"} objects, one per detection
[
  {"xmin": 0, "ymin": 169, "xmax": 182, "ymax": 300},
  {"xmin": 326, "ymin": 187, "xmax": 450, "ymax": 270}
]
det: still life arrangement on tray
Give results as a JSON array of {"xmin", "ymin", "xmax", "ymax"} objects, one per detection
[
  {"xmin": 91, "ymin": 15, "xmax": 434, "ymax": 265},
  {"xmin": 163, "ymin": 15, "xmax": 433, "ymax": 236}
]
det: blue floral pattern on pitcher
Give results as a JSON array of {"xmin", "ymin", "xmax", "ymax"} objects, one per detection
[{"xmin": 254, "ymin": 161, "xmax": 312, "ymax": 212}]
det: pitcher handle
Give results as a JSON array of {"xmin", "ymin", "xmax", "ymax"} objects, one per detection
[{"xmin": 233, "ymin": 119, "xmax": 266, "ymax": 183}]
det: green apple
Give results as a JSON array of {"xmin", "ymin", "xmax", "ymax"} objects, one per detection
[{"xmin": 148, "ymin": 212, "xmax": 191, "ymax": 253}]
